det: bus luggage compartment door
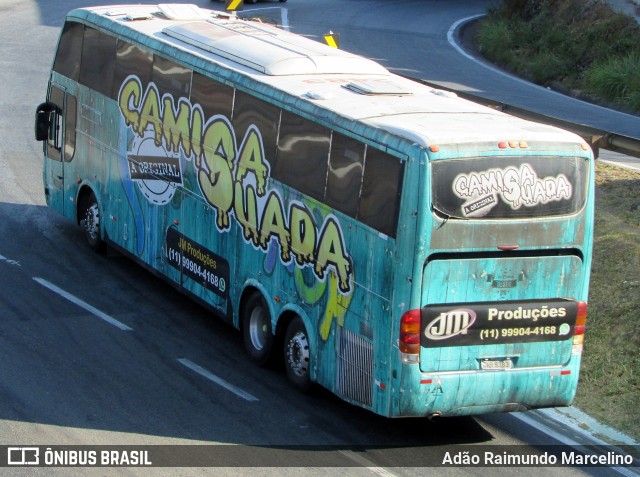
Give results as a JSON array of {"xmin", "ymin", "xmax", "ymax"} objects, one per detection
[{"xmin": 419, "ymin": 255, "xmax": 584, "ymax": 373}]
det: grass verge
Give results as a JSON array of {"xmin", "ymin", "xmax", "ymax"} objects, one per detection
[
  {"xmin": 476, "ymin": 0, "xmax": 640, "ymax": 113},
  {"xmin": 575, "ymin": 162, "xmax": 640, "ymax": 441}
]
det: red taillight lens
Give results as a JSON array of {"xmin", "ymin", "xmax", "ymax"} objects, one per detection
[
  {"xmin": 400, "ymin": 310, "xmax": 421, "ymax": 354},
  {"xmin": 573, "ymin": 301, "xmax": 587, "ymax": 346},
  {"xmin": 574, "ymin": 301, "xmax": 587, "ymax": 335}
]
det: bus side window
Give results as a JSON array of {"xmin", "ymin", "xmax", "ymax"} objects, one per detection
[
  {"xmin": 358, "ymin": 148, "xmax": 404, "ymax": 238},
  {"xmin": 79, "ymin": 27, "xmax": 117, "ymax": 98},
  {"xmin": 153, "ymin": 56, "xmax": 192, "ymax": 100},
  {"xmin": 274, "ymin": 111, "xmax": 331, "ymax": 202},
  {"xmin": 63, "ymin": 94, "xmax": 77, "ymax": 162},
  {"xmin": 325, "ymin": 132, "xmax": 364, "ymax": 218},
  {"xmin": 113, "ymin": 40, "xmax": 153, "ymax": 99},
  {"xmin": 53, "ymin": 21, "xmax": 84, "ymax": 81},
  {"xmin": 191, "ymin": 72, "xmax": 234, "ymax": 120},
  {"xmin": 232, "ymin": 91, "xmax": 280, "ymax": 164}
]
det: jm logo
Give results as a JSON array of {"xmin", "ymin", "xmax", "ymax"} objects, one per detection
[
  {"xmin": 7, "ymin": 447, "xmax": 39, "ymax": 465},
  {"xmin": 425, "ymin": 309, "xmax": 476, "ymax": 340}
]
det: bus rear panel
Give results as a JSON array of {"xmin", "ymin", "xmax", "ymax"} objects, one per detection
[{"xmin": 394, "ymin": 148, "xmax": 592, "ymax": 417}]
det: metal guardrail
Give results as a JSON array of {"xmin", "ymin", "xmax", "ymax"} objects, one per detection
[{"xmin": 410, "ymin": 77, "xmax": 640, "ymax": 160}]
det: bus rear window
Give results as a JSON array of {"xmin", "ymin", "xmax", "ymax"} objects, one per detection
[{"xmin": 431, "ymin": 156, "xmax": 588, "ymax": 219}]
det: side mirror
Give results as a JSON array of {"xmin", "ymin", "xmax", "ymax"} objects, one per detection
[{"xmin": 35, "ymin": 102, "xmax": 57, "ymax": 142}]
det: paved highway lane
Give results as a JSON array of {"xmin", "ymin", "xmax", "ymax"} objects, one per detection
[{"xmin": 0, "ymin": 1, "xmax": 636, "ymax": 475}]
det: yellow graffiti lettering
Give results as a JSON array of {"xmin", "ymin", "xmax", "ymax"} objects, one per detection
[
  {"xmin": 320, "ymin": 272, "xmax": 353, "ymax": 340},
  {"xmin": 138, "ymin": 85, "xmax": 163, "ymax": 145},
  {"xmin": 162, "ymin": 98, "xmax": 194, "ymax": 157},
  {"xmin": 234, "ymin": 181, "xmax": 259, "ymax": 245},
  {"xmin": 117, "ymin": 76, "xmax": 355, "ymax": 295},
  {"xmin": 118, "ymin": 77, "xmax": 142, "ymax": 132},
  {"xmin": 259, "ymin": 192, "xmax": 291, "ymax": 262},
  {"xmin": 315, "ymin": 218, "xmax": 352, "ymax": 294},
  {"xmin": 289, "ymin": 204, "xmax": 316, "ymax": 266},
  {"xmin": 236, "ymin": 126, "xmax": 269, "ymax": 195},
  {"xmin": 199, "ymin": 119, "xmax": 235, "ymax": 229}
]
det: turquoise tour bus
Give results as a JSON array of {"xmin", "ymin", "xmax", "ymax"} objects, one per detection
[{"xmin": 35, "ymin": 4, "xmax": 593, "ymax": 418}]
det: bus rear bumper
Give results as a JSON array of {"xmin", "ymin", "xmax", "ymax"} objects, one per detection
[{"xmin": 391, "ymin": 360, "xmax": 581, "ymax": 418}]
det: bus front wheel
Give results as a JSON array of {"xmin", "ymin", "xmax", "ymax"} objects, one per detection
[
  {"xmin": 242, "ymin": 293, "xmax": 274, "ymax": 366},
  {"xmin": 80, "ymin": 191, "xmax": 104, "ymax": 252},
  {"xmin": 284, "ymin": 317, "xmax": 312, "ymax": 392}
]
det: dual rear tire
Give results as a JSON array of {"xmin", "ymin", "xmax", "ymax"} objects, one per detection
[
  {"xmin": 242, "ymin": 293, "xmax": 311, "ymax": 392},
  {"xmin": 283, "ymin": 317, "xmax": 311, "ymax": 392}
]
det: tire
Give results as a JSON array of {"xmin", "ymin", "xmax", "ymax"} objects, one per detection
[
  {"xmin": 242, "ymin": 293, "xmax": 274, "ymax": 366},
  {"xmin": 284, "ymin": 317, "xmax": 312, "ymax": 392},
  {"xmin": 80, "ymin": 191, "xmax": 104, "ymax": 252}
]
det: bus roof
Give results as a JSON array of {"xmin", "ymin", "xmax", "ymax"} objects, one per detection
[{"xmin": 68, "ymin": 4, "xmax": 586, "ymax": 153}]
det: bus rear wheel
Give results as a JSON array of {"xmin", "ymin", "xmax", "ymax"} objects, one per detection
[
  {"xmin": 242, "ymin": 293, "xmax": 274, "ymax": 366},
  {"xmin": 284, "ymin": 317, "xmax": 312, "ymax": 392},
  {"xmin": 80, "ymin": 191, "xmax": 104, "ymax": 252}
]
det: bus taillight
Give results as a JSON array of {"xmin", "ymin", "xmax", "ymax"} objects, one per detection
[
  {"xmin": 400, "ymin": 310, "xmax": 421, "ymax": 358},
  {"xmin": 572, "ymin": 301, "xmax": 587, "ymax": 354}
]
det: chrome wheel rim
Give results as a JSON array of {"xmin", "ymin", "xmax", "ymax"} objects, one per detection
[
  {"xmin": 248, "ymin": 307, "xmax": 268, "ymax": 351},
  {"xmin": 84, "ymin": 203, "xmax": 100, "ymax": 241},
  {"xmin": 286, "ymin": 331, "xmax": 309, "ymax": 377}
]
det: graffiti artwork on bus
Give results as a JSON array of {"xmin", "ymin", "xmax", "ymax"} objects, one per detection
[{"xmin": 117, "ymin": 75, "xmax": 354, "ymax": 296}]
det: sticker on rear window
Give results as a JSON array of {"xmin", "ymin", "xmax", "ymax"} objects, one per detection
[
  {"xmin": 452, "ymin": 164, "xmax": 572, "ymax": 217},
  {"xmin": 431, "ymin": 157, "xmax": 587, "ymax": 219}
]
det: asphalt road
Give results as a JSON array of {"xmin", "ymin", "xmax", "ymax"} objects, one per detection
[{"xmin": 0, "ymin": 1, "xmax": 637, "ymax": 476}]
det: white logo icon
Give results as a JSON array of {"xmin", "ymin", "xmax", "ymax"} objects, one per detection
[
  {"xmin": 425, "ymin": 309, "xmax": 476, "ymax": 340},
  {"xmin": 8, "ymin": 447, "xmax": 39, "ymax": 465}
]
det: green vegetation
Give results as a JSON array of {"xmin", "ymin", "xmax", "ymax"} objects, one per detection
[
  {"xmin": 476, "ymin": 0, "xmax": 640, "ymax": 112},
  {"xmin": 577, "ymin": 163, "xmax": 640, "ymax": 441}
]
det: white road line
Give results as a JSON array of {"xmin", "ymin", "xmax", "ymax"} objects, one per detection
[
  {"xmin": 0, "ymin": 254, "xmax": 21, "ymax": 267},
  {"xmin": 447, "ymin": 14, "xmax": 534, "ymax": 87},
  {"xmin": 32, "ymin": 277, "xmax": 133, "ymax": 331},
  {"xmin": 339, "ymin": 450, "xmax": 399, "ymax": 477},
  {"xmin": 178, "ymin": 358, "xmax": 259, "ymax": 402},
  {"xmin": 281, "ymin": 6, "xmax": 289, "ymax": 31},
  {"xmin": 601, "ymin": 158, "xmax": 640, "ymax": 173}
]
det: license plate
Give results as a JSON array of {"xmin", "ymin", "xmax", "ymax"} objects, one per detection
[{"xmin": 480, "ymin": 359, "xmax": 513, "ymax": 370}]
